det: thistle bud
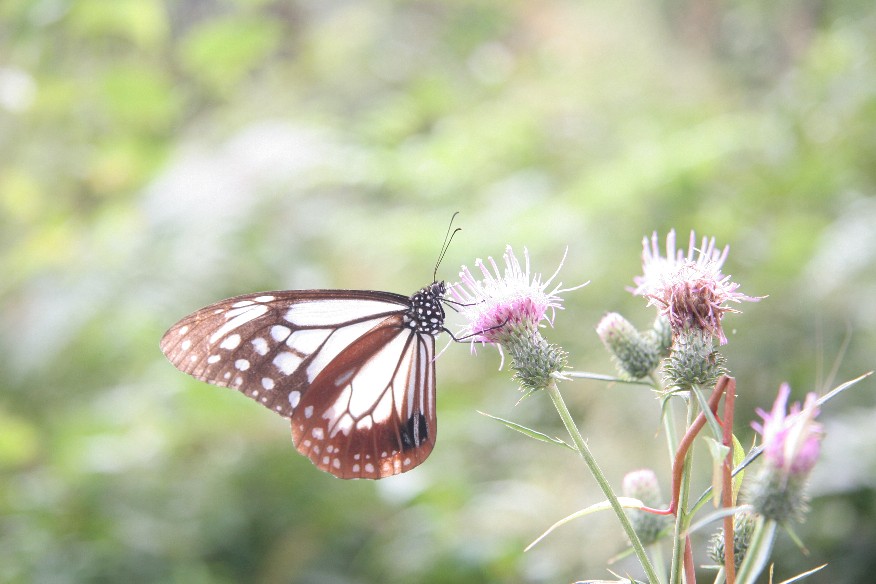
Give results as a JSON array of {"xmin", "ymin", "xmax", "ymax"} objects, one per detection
[
  {"xmin": 662, "ymin": 328, "xmax": 726, "ymax": 391},
  {"xmin": 648, "ymin": 314, "xmax": 673, "ymax": 356},
  {"xmin": 506, "ymin": 330, "xmax": 568, "ymax": 394},
  {"xmin": 708, "ymin": 510, "xmax": 757, "ymax": 569},
  {"xmin": 596, "ymin": 313, "xmax": 661, "ymax": 380},
  {"xmin": 621, "ymin": 469, "xmax": 671, "ymax": 545}
]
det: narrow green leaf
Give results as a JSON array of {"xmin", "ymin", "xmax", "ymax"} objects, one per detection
[
  {"xmin": 731, "ymin": 433, "xmax": 746, "ymax": 503},
  {"xmin": 776, "ymin": 564, "xmax": 827, "ymax": 584},
  {"xmin": 477, "ymin": 411, "xmax": 575, "ymax": 450},
  {"xmin": 526, "ymin": 497, "xmax": 645, "ymax": 551},
  {"xmin": 567, "ymin": 370, "xmax": 652, "ymax": 386},
  {"xmin": 704, "ymin": 436, "xmax": 731, "ymax": 506},
  {"xmin": 687, "ymin": 504, "xmax": 754, "ymax": 536},
  {"xmin": 817, "ymin": 371, "xmax": 873, "ymax": 407},
  {"xmin": 692, "ymin": 383, "xmax": 723, "ymax": 440}
]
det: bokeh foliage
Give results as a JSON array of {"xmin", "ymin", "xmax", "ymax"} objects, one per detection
[{"xmin": 2, "ymin": 1, "xmax": 875, "ymax": 582}]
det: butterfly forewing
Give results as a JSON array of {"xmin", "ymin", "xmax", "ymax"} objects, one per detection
[{"xmin": 159, "ymin": 287, "xmax": 442, "ymax": 479}]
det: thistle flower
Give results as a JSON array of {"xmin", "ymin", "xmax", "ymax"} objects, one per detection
[
  {"xmin": 747, "ymin": 384, "xmax": 823, "ymax": 522},
  {"xmin": 752, "ymin": 384, "xmax": 823, "ymax": 478},
  {"xmin": 631, "ymin": 230, "xmax": 761, "ymax": 345},
  {"xmin": 451, "ymin": 246, "xmax": 585, "ymax": 392},
  {"xmin": 451, "ymin": 245, "xmax": 583, "ymax": 347}
]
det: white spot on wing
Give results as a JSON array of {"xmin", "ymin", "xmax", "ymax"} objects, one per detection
[
  {"xmin": 209, "ymin": 304, "xmax": 268, "ymax": 343},
  {"xmin": 231, "ymin": 300, "xmax": 255, "ymax": 308},
  {"xmin": 180, "ymin": 339, "xmax": 192, "ymax": 350},
  {"xmin": 262, "ymin": 377, "xmax": 274, "ymax": 390},
  {"xmin": 255, "ymin": 295, "xmax": 275, "ymax": 302},
  {"xmin": 207, "ymin": 354, "xmax": 221, "ymax": 364},
  {"xmin": 235, "ymin": 359, "xmax": 250, "ymax": 371},
  {"xmin": 335, "ymin": 369, "xmax": 355, "ymax": 387},
  {"xmin": 271, "ymin": 325, "xmax": 291, "ymax": 342},
  {"xmin": 365, "ymin": 463, "xmax": 374, "ymax": 473},
  {"xmin": 273, "ymin": 352, "xmax": 301, "ymax": 375},
  {"xmin": 289, "ymin": 391, "xmax": 300, "ymax": 408},
  {"xmin": 285, "ymin": 329, "xmax": 331, "ymax": 354},
  {"xmin": 312, "ymin": 427, "xmax": 324, "ymax": 440},
  {"xmin": 251, "ymin": 337, "xmax": 268, "ymax": 355},
  {"xmin": 304, "ymin": 405, "xmax": 314, "ymax": 419},
  {"xmin": 220, "ymin": 334, "xmax": 241, "ymax": 350},
  {"xmin": 178, "ymin": 325, "xmax": 189, "ymax": 335}
]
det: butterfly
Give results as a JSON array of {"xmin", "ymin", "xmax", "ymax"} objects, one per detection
[{"xmin": 160, "ymin": 222, "xmax": 462, "ymax": 480}]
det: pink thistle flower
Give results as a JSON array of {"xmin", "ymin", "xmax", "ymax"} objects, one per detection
[
  {"xmin": 450, "ymin": 246, "xmax": 585, "ymax": 348},
  {"xmin": 631, "ymin": 230, "xmax": 761, "ymax": 345},
  {"xmin": 752, "ymin": 383, "xmax": 823, "ymax": 477}
]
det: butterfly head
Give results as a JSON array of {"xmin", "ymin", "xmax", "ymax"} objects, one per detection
[{"xmin": 405, "ymin": 281, "xmax": 446, "ymax": 336}]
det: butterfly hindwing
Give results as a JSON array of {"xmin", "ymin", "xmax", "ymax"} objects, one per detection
[
  {"xmin": 159, "ymin": 288, "xmax": 440, "ymax": 479},
  {"xmin": 291, "ymin": 319, "xmax": 436, "ymax": 478}
]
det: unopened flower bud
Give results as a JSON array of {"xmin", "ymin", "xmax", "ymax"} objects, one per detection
[
  {"xmin": 663, "ymin": 328, "xmax": 726, "ymax": 391},
  {"xmin": 648, "ymin": 314, "xmax": 673, "ymax": 356},
  {"xmin": 622, "ymin": 469, "xmax": 670, "ymax": 545},
  {"xmin": 708, "ymin": 510, "xmax": 757, "ymax": 569},
  {"xmin": 506, "ymin": 331, "xmax": 568, "ymax": 394},
  {"xmin": 596, "ymin": 313, "xmax": 661, "ymax": 380}
]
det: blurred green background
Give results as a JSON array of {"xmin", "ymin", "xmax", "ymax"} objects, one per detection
[{"xmin": 2, "ymin": 1, "xmax": 875, "ymax": 582}]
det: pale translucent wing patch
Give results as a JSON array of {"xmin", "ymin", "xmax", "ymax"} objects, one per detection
[
  {"xmin": 291, "ymin": 321, "xmax": 437, "ymax": 479},
  {"xmin": 159, "ymin": 290, "xmax": 410, "ymax": 418}
]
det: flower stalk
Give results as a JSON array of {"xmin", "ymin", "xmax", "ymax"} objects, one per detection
[{"xmin": 546, "ymin": 379, "xmax": 661, "ymax": 584}]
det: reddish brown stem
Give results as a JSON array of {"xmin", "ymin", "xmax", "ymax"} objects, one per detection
[
  {"xmin": 684, "ymin": 535, "xmax": 696, "ymax": 584},
  {"xmin": 666, "ymin": 376, "xmax": 730, "ymax": 515},
  {"xmin": 722, "ymin": 377, "xmax": 737, "ymax": 583}
]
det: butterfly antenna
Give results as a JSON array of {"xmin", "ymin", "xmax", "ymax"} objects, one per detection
[{"xmin": 433, "ymin": 212, "xmax": 461, "ymax": 282}]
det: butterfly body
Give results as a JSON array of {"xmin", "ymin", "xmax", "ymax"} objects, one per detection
[{"xmin": 160, "ymin": 282, "xmax": 447, "ymax": 479}]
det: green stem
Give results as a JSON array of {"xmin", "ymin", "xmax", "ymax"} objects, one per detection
[
  {"xmin": 650, "ymin": 373, "xmax": 678, "ymax": 461},
  {"xmin": 546, "ymin": 379, "xmax": 660, "ymax": 584},
  {"xmin": 669, "ymin": 397, "xmax": 696, "ymax": 584}
]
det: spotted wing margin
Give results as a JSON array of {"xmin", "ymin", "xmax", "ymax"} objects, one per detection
[
  {"xmin": 291, "ymin": 318, "xmax": 437, "ymax": 479},
  {"xmin": 159, "ymin": 290, "xmax": 411, "ymax": 418}
]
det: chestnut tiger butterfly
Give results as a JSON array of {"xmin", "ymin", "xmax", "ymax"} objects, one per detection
[{"xmin": 160, "ymin": 220, "xmax": 462, "ymax": 479}]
